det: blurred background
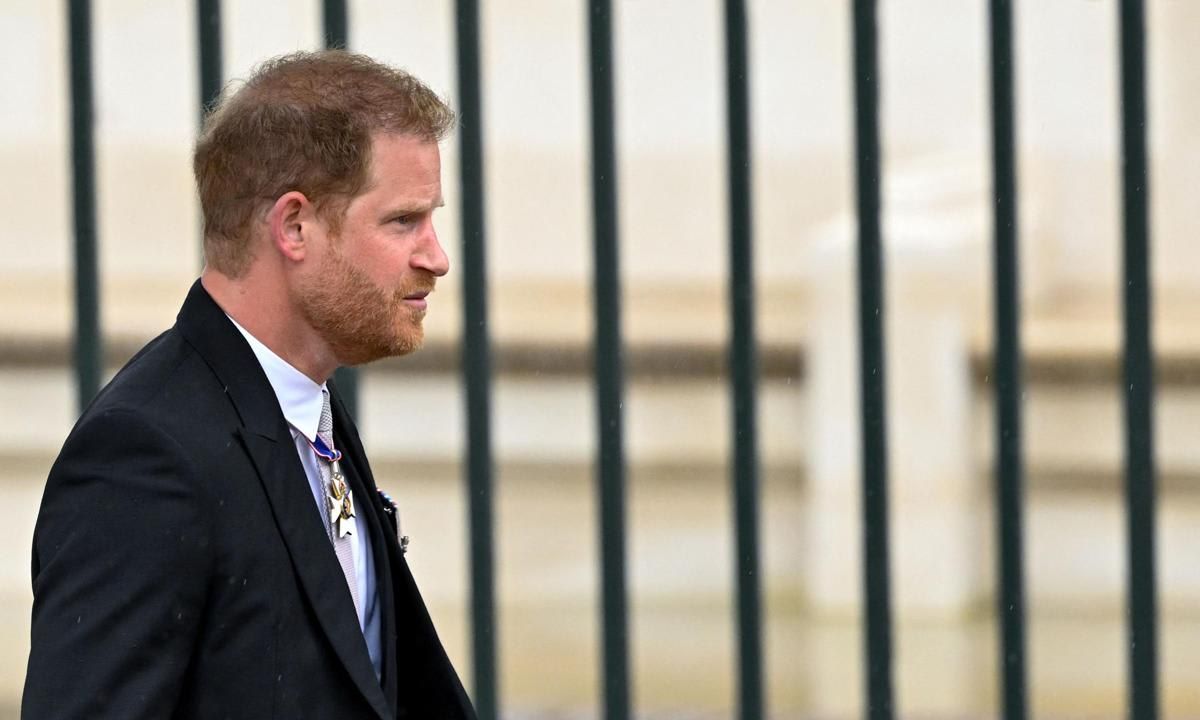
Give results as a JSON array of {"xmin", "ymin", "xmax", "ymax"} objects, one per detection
[{"xmin": 1, "ymin": 0, "xmax": 1199, "ymax": 718}]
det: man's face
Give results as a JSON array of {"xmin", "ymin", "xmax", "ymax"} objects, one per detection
[{"xmin": 297, "ymin": 133, "xmax": 449, "ymax": 367}]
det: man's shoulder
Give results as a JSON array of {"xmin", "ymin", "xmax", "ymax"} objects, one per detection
[
  {"xmin": 49, "ymin": 322, "xmax": 254, "ymax": 509},
  {"xmin": 75, "ymin": 325, "xmax": 227, "ymax": 441},
  {"xmin": 90, "ymin": 327, "xmax": 190, "ymax": 403}
]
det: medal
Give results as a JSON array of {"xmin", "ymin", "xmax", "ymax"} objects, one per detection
[
  {"xmin": 310, "ymin": 438, "xmax": 355, "ymax": 539},
  {"xmin": 328, "ymin": 460, "xmax": 355, "ymax": 538}
]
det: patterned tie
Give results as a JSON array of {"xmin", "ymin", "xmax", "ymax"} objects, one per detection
[{"xmin": 318, "ymin": 389, "xmax": 360, "ymax": 618}]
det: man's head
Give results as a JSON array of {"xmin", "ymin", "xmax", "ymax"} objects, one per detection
[
  {"xmin": 194, "ymin": 50, "xmax": 454, "ymax": 277},
  {"xmin": 195, "ymin": 51, "xmax": 455, "ymax": 374}
]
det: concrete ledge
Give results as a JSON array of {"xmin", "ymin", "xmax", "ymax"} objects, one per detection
[
  {"xmin": 7, "ymin": 332, "xmax": 1200, "ymax": 387},
  {"xmin": 971, "ymin": 350, "xmax": 1200, "ymax": 387},
  {"xmin": 7, "ymin": 447, "xmax": 1200, "ymax": 500},
  {"xmin": 0, "ymin": 334, "xmax": 805, "ymax": 380}
]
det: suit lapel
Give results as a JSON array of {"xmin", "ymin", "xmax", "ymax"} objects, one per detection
[
  {"xmin": 332, "ymin": 414, "xmax": 475, "ymax": 718},
  {"xmin": 238, "ymin": 430, "xmax": 392, "ymax": 720},
  {"xmin": 328, "ymin": 387, "xmax": 400, "ymax": 715},
  {"xmin": 175, "ymin": 281, "xmax": 391, "ymax": 720}
]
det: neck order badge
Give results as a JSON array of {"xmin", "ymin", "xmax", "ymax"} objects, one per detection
[{"xmin": 311, "ymin": 435, "xmax": 356, "ymax": 539}]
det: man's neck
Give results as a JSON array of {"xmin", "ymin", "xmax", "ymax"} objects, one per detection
[{"xmin": 201, "ymin": 268, "xmax": 337, "ymax": 384}]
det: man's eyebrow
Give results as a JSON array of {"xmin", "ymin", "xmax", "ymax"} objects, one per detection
[{"xmin": 389, "ymin": 197, "xmax": 444, "ymax": 214}]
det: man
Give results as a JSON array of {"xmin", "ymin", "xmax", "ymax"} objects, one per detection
[{"xmin": 23, "ymin": 51, "xmax": 476, "ymax": 719}]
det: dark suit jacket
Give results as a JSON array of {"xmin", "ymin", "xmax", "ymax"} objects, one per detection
[{"xmin": 23, "ymin": 281, "xmax": 476, "ymax": 720}]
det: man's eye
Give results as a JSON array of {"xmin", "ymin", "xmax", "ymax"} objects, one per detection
[{"xmin": 394, "ymin": 214, "xmax": 413, "ymax": 225}]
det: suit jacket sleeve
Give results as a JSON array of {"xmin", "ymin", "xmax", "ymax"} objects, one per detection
[{"xmin": 24, "ymin": 408, "xmax": 213, "ymax": 719}]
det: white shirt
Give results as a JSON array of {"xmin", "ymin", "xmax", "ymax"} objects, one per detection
[{"xmin": 227, "ymin": 317, "xmax": 383, "ymax": 679}]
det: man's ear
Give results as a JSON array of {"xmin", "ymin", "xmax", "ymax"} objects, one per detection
[{"xmin": 267, "ymin": 191, "xmax": 315, "ymax": 262}]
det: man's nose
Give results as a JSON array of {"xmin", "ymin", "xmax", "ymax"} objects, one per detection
[{"xmin": 412, "ymin": 223, "xmax": 450, "ymax": 277}]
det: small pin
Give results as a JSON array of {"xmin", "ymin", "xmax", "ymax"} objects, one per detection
[{"xmin": 376, "ymin": 488, "xmax": 408, "ymax": 553}]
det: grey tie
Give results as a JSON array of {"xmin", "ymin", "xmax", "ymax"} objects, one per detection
[{"xmin": 318, "ymin": 389, "xmax": 361, "ymax": 618}]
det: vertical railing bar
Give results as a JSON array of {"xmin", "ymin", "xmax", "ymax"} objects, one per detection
[
  {"xmin": 851, "ymin": 2, "xmax": 894, "ymax": 719},
  {"xmin": 196, "ymin": 0, "xmax": 222, "ymax": 271},
  {"xmin": 1119, "ymin": 2, "xmax": 1159, "ymax": 719},
  {"xmin": 454, "ymin": 1, "xmax": 498, "ymax": 718},
  {"xmin": 322, "ymin": 0, "xmax": 360, "ymax": 421},
  {"xmin": 988, "ymin": 2, "xmax": 1029, "ymax": 719},
  {"xmin": 723, "ymin": 1, "xmax": 764, "ymax": 719},
  {"xmin": 68, "ymin": 0, "xmax": 101, "ymax": 412},
  {"xmin": 197, "ymin": 0, "xmax": 222, "ymax": 128},
  {"xmin": 587, "ymin": 1, "xmax": 631, "ymax": 719},
  {"xmin": 322, "ymin": 0, "xmax": 349, "ymax": 50}
]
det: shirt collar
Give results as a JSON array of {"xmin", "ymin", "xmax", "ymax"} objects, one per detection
[{"xmin": 226, "ymin": 315, "xmax": 325, "ymax": 443}]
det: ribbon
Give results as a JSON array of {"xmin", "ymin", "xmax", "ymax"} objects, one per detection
[{"xmin": 309, "ymin": 435, "xmax": 343, "ymax": 463}]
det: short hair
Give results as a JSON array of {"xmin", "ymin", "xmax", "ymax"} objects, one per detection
[{"xmin": 194, "ymin": 50, "xmax": 455, "ymax": 277}]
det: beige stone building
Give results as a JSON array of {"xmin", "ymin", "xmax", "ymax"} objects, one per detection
[{"xmin": 0, "ymin": 1, "xmax": 1197, "ymax": 717}]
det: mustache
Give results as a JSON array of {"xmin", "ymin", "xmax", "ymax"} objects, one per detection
[{"xmin": 393, "ymin": 275, "xmax": 437, "ymax": 299}]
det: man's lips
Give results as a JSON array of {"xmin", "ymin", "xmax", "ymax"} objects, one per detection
[{"xmin": 403, "ymin": 290, "xmax": 430, "ymax": 311}]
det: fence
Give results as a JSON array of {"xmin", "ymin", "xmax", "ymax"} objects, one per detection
[{"xmin": 60, "ymin": 1, "xmax": 1160, "ymax": 719}]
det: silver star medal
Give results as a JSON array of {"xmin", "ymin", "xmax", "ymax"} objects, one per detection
[{"xmin": 327, "ymin": 460, "xmax": 355, "ymax": 539}]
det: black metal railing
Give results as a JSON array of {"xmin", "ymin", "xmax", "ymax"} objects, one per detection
[
  {"xmin": 59, "ymin": 2, "xmax": 1163, "ymax": 718},
  {"xmin": 68, "ymin": 0, "xmax": 100, "ymax": 411},
  {"xmin": 586, "ymin": 2, "xmax": 632, "ymax": 718},
  {"xmin": 454, "ymin": 1, "xmax": 499, "ymax": 718},
  {"xmin": 724, "ymin": 1, "xmax": 764, "ymax": 719},
  {"xmin": 1119, "ymin": 2, "xmax": 1159, "ymax": 719},
  {"xmin": 851, "ymin": 3, "xmax": 895, "ymax": 719},
  {"xmin": 989, "ymin": 1, "xmax": 1028, "ymax": 719},
  {"xmin": 196, "ymin": 0, "xmax": 221, "ymax": 128},
  {"xmin": 321, "ymin": 0, "xmax": 348, "ymax": 51}
]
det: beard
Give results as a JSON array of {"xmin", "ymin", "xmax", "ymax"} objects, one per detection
[{"xmin": 295, "ymin": 246, "xmax": 434, "ymax": 367}]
